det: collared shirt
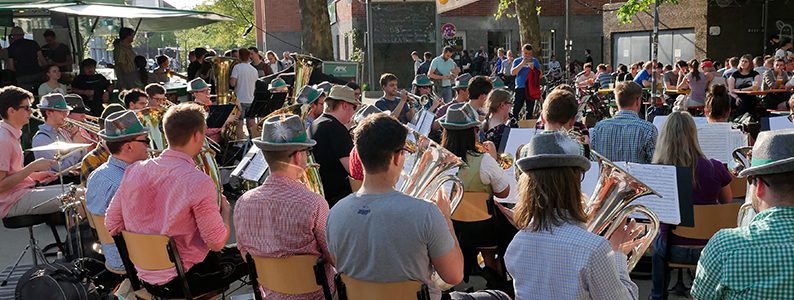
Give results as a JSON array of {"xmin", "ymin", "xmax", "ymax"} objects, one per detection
[
  {"xmin": 234, "ymin": 174, "xmax": 334, "ymax": 300},
  {"xmin": 505, "ymin": 222, "xmax": 638, "ymax": 300},
  {"xmin": 85, "ymin": 156, "xmax": 129, "ymax": 271},
  {"xmin": 0, "ymin": 121, "xmax": 36, "ymax": 218},
  {"xmin": 105, "ymin": 149, "xmax": 227, "ymax": 285},
  {"xmin": 691, "ymin": 206, "xmax": 794, "ymax": 300},
  {"xmin": 590, "ymin": 110, "xmax": 657, "ymax": 164},
  {"xmin": 32, "ymin": 123, "xmax": 85, "ymax": 172},
  {"xmin": 80, "ymin": 146, "xmax": 110, "ymax": 185}
]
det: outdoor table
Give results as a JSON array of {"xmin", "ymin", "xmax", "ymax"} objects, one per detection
[{"xmin": 734, "ymin": 89, "xmax": 790, "ymax": 96}]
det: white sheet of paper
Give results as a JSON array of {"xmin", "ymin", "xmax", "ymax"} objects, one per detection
[
  {"xmin": 241, "ymin": 147, "xmax": 269, "ymax": 182},
  {"xmin": 416, "ymin": 110, "xmax": 436, "ymax": 137},
  {"xmin": 697, "ymin": 123, "xmax": 747, "ymax": 166},
  {"xmin": 581, "ymin": 161, "xmax": 602, "ymax": 198},
  {"xmin": 623, "ymin": 162, "xmax": 681, "ymax": 225},
  {"xmin": 767, "ymin": 115, "xmax": 794, "ymax": 131},
  {"xmin": 653, "ymin": 115, "xmax": 708, "ymax": 132},
  {"xmin": 495, "ymin": 128, "xmax": 537, "ymax": 204}
]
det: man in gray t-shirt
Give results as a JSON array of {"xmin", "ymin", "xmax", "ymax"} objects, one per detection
[{"xmin": 326, "ymin": 114, "xmax": 463, "ymax": 300}]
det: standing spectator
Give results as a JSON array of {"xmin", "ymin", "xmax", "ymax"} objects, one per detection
[
  {"xmin": 38, "ymin": 64, "xmax": 69, "ymax": 96},
  {"xmin": 230, "ymin": 48, "xmax": 259, "ymax": 138},
  {"xmin": 411, "ymin": 51, "xmax": 422, "ymax": 75},
  {"xmin": 265, "ymin": 51, "xmax": 285, "ymax": 74},
  {"xmin": 503, "ymin": 50, "xmax": 515, "ymax": 88},
  {"xmin": 281, "ymin": 51, "xmax": 293, "ymax": 69},
  {"xmin": 71, "ymin": 58, "xmax": 111, "ymax": 117},
  {"xmin": 428, "ymin": 46, "xmax": 461, "ymax": 102},
  {"xmin": 728, "ymin": 55, "xmax": 762, "ymax": 116},
  {"xmin": 7, "ymin": 26, "xmax": 46, "ymax": 92},
  {"xmin": 416, "ymin": 52, "xmax": 432, "ymax": 77},
  {"xmin": 461, "ymin": 51, "xmax": 473, "ymax": 75},
  {"xmin": 113, "ymin": 27, "xmax": 137, "ymax": 89},
  {"xmin": 590, "ymin": 81, "xmax": 657, "ymax": 163},
  {"xmin": 510, "ymin": 44, "xmax": 542, "ymax": 120},
  {"xmin": 584, "ymin": 49, "xmax": 594, "ymax": 65},
  {"xmin": 248, "ymin": 47, "xmax": 270, "ymax": 77},
  {"xmin": 187, "ymin": 48, "xmax": 212, "ymax": 81},
  {"xmin": 40, "ymin": 29, "xmax": 73, "ymax": 72},
  {"xmin": 492, "ymin": 48, "xmax": 506, "ymax": 77}
]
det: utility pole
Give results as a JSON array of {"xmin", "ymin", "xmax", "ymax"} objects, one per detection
[
  {"xmin": 564, "ymin": 0, "xmax": 571, "ymax": 84},
  {"xmin": 366, "ymin": 0, "xmax": 375, "ymax": 89},
  {"xmin": 649, "ymin": 0, "xmax": 660, "ymax": 120}
]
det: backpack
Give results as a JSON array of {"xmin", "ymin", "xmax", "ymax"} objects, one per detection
[{"xmin": 15, "ymin": 262, "xmax": 102, "ymax": 300}]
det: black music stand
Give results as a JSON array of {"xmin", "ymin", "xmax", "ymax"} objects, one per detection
[{"xmin": 207, "ymin": 104, "xmax": 236, "ymax": 129}]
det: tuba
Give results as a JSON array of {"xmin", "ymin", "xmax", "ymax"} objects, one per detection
[
  {"xmin": 289, "ymin": 54, "xmax": 323, "ymax": 106},
  {"xmin": 211, "ymin": 56, "xmax": 241, "ymax": 141},
  {"xmin": 585, "ymin": 151, "xmax": 662, "ymax": 271}
]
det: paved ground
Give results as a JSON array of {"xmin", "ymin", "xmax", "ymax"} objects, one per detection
[{"xmin": 0, "ymin": 221, "xmax": 693, "ymax": 300}]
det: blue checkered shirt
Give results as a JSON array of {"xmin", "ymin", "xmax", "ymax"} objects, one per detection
[
  {"xmin": 85, "ymin": 156, "xmax": 129, "ymax": 271},
  {"xmin": 691, "ymin": 206, "xmax": 794, "ymax": 300},
  {"xmin": 505, "ymin": 222, "xmax": 639, "ymax": 300},
  {"xmin": 590, "ymin": 110, "xmax": 657, "ymax": 164}
]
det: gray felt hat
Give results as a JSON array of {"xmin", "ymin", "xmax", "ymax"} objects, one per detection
[
  {"xmin": 253, "ymin": 114, "xmax": 316, "ymax": 151},
  {"xmin": 296, "ymin": 85, "xmax": 323, "ymax": 105},
  {"xmin": 439, "ymin": 103, "xmax": 480, "ymax": 130},
  {"xmin": 38, "ymin": 93, "xmax": 72, "ymax": 112},
  {"xmin": 98, "ymin": 110, "xmax": 149, "ymax": 142},
  {"xmin": 353, "ymin": 105, "xmax": 383, "ymax": 124},
  {"xmin": 738, "ymin": 128, "xmax": 794, "ymax": 177},
  {"xmin": 516, "ymin": 131, "xmax": 591, "ymax": 172},
  {"xmin": 454, "ymin": 73, "xmax": 472, "ymax": 89}
]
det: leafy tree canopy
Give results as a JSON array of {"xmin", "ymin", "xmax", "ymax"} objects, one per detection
[{"xmin": 177, "ymin": 0, "xmax": 256, "ymax": 52}]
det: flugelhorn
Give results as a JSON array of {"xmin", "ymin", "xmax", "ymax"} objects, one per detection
[{"xmin": 586, "ymin": 151, "xmax": 661, "ymax": 271}]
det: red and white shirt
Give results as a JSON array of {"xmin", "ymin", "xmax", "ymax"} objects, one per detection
[{"xmin": 0, "ymin": 121, "xmax": 36, "ymax": 218}]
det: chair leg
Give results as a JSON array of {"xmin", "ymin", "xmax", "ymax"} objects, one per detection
[
  {"xmin": 49, "ymin": 223, "xmax": 64, "ymax": 253},
  {"xmin": 669, "ymin": 268, "xmax": 689, "ymax": 296},
  {"xmin": 0, "ymin": 244, "xmax": 31, "ymax": 287}
]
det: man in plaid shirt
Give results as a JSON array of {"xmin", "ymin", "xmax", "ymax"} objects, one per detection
[
  {"xmin": 590, "ymin": 81, "xmax": 657, "ymax": 163},
  {"xmin": 691, "ymin": 129, "xmax": 794, "ymax": 299},
  {"xmin": 234, "ymin": 114, "xmax": 334, "ymax": 300}
]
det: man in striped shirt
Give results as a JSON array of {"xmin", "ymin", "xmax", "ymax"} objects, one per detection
[{"xmin": 590, "ymin": 81, "xmax": 657, "ymax": 164}]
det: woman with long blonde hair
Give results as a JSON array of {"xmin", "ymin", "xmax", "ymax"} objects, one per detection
[
  {"xmin": 649, "ymin": 111, "xmax": 732, "ymax": 300},
  {"xmin": 482, "ymin": 89, "xmax": 514, "ymax": 147},
  {"xmin": 505, "ymin": 131, "xmax": 640, "ymax": 299}
]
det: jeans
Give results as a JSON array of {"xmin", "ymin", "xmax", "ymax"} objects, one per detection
[
  {"xmin": 651, "ymin": 234, "xmax": 703, "ymax": 300},
  {"xmin": 440, "ymin": 86, "xmax": 453, "ymax": 103}
]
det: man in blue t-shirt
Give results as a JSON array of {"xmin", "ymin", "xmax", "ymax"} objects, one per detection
[
  {"xmin": 510, "ymin": 44, "xmax": 542, "ymax": 120},
  {"xmin": 428, "ymin": 46, "xmax": 460, "ymax": 103},
  {"xmin": 633, "ymin": 61, "xmax": 654, "ymax": 88}
]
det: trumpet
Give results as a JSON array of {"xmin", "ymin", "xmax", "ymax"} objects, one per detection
[{"xmin": 475, "ymin": 143, "xmax": 514, "ymax": 170}]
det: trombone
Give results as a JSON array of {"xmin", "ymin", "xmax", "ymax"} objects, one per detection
[{"xmin": 31, "ymin": 109, "xmax": 101, "ymax": 143}]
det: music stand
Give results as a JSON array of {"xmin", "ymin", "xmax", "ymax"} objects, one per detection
[{"xmin": 207, "ymin": 104, "xmax": 236, "ymax": 129}]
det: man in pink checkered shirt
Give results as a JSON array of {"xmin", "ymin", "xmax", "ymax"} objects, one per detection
[
  {"xmin": 234, "ymin": 114, "xmax": 335, "ymax": 300},
  {"xmin": 105, "ymin": 103, "xmax": 247, "ymax": 298}
]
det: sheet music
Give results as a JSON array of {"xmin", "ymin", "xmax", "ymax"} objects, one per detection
[
  {"xmin": 235, "ymin": 147, "xmax": 269, "ymax": 182},
  {"xmin": 697, "ymin": 123, "xmax": 746, "ymax": 167},
  {"xmin": 495, "ymin": 128, "xmax": 537, "ymax": 204},
  {"xmin": 623, "ymin": 162, "xmax": 681, "ymax": 225},
  {"xmin": 767, "ymin": 115, "xmax": 794, "ymax": 131},
  {"xmin": 653, "ymin": 115, "xmax": 707, "ymax": 132}
]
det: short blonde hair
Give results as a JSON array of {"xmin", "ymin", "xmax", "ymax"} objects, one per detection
[{"xmin": 614, "ymin": 81, "xmax": 643, "ymax": 108}]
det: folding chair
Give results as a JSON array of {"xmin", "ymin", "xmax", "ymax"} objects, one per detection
[
  {"xmin": 247, "ymin": 254, "xmax": 332, "ymax": 300},
  {"xmin": 335, "ymin": 273, "xmax": 430, "ymax": 300}
]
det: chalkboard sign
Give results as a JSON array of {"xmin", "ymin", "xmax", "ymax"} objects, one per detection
[{"xmin": 372, "ymin": 3, "xmax": 436, "ymax": 44}]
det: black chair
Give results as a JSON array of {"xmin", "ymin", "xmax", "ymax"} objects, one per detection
[{"xmin": 1, "ymin": 213, "xmax": 64, "ymax": 286}]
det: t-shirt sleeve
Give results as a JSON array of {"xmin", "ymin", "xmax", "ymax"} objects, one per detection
[
  {"xmin": 230, "ymin": 65, "xmax": 240, "ymax": 79},
  {"xmin": 425, "ymin": 204, "xmax": 455, "ymax": 258},
  {"xmin": 533, "ymin": 59, "xmax": 541, "ymax": 69},
  {"xmin": 480, "ymin": 154, "xmax": 509, "ymax": 194},
  {"xmin": 429, "ymin": 57, "xmax": 439, "ymax": 72},
  {"xmin": 512, "ymin": 58, "xmax": 522, "ymax": 68},
  {"xmin": 330, "ymin": 124, "xmax": 354, "ymax": 160},
  {"xmin": 711, "ymin": 159, "xmax": 733, "ymax": 187}
]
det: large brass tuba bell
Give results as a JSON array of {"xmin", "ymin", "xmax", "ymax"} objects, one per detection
[
  {"xmin": 289, "ymin": 54, "xmax": 322, "ymax": 105},
  {"xmin": 585, "ymin": 151, "xmax": 662, "ymax": 271}
]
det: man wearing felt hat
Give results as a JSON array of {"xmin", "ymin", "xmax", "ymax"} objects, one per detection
[
  {"xmin": 79, "ymin": 104, "xmax": 126, "ymax": 184},
  {"xmin": 505, "ymin": 130, "xmax": 640, "ymax": 299},
  {"xmin": 64, "ymin": 93, "xmax": 99, "ymax": 145},
  {"xmin": 31, "ymin": 93, "xmax": 87, "ymax": 175},
  {"xmin": 187, "ymin": 78, "xmax": 228, "ymax": 143},
  {"xmin": 296, "ymin": 85, "xmax": 326, "ymax": 130},
  {"xmin": 268, "ymin": 77, "xmax": 291, "ymax": 93},
  {"xmin": 234, "ymin": 114, "xmax": 336, "ymax": 299},
  {"xmin": 85, "ymin": 110, "xmax": 150, "ymax": 273},
  {"xmin": 310, "ymin": 85, "xmax": 361, "ymax": 207},
  {"xmin": 692, "ymin": 129, "xmax": 794, "ymax": 299},
  {"xmin": 411, "ymin": 74, "xmax": 444, "ymax": 112}
]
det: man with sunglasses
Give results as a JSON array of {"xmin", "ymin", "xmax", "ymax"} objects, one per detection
[
  {"xmin": 691, "ymin": 129, "xmax": 794, "ymax": 299},
  {"xmin": 310, "ymin": 85, "xmax": 361, "ymax": 207},
  {"xmin": 234, "ymin": 114, "xmax": 335, "ymax": 299},
  {"xmin": 0, "ymin": 86, "xmax": 62, "ymax": 219},
  {"xmin": 85, "ymin": 110, "xmax": 150, "ymax": 273}
]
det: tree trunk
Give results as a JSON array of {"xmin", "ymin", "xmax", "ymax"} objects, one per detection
[
  {"xmin": 515, "ymin": 0, "xmax": 541, "ymax": 51},
  {"xmin": 298, "ymin": 0, "xmax": 334, "ymax": 60}
]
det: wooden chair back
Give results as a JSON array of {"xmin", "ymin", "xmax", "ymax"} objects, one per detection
[
  {"xmin": 89, "ymin": 214, "xmax": 114, "ymax": 245},
  {"xmin": 451, "ymin": 192, "xmax": 491, "ymax": 222},
  {"xmin": 517, "ymin": 119, "xmax": 537, "ymax": 128},
  {"xmin": 250, "ymin": 255, "xmax": 323, "ymax": 295},
  {"xmin": 672, "ymin": 203, "xmax": 741, "ymax": 240},
  {"xmin": 336, "ymin": 274, "xmax": 428, "ymax": 300},
  {"xmin": 120, "ymin": 231, "xmax": 174, "ymax": 271},
  {"xmin": 729, "ymin": 175, "xmax": 747, "ymax": 199},
  {"xmin": 349, "ymin": 177, "xmax": 362, "ymax": 192}
]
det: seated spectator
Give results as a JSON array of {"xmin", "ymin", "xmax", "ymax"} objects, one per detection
[
  {"xmin": 704, "ymin": 85, "xmax": 732, "ymax": 123},
  {"xmin": 761, "ymin": 58, "xmax": 791, "ymax": 110},
  {"xmin": 38, "ymin": 64, "xmax": 69, "ymax": 96},
  {"xmin": 677, "ymin": 59, "xmax": 709, "ymax": 107}
]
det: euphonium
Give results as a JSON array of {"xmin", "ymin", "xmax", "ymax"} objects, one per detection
[
  {"xmin": 585, "ymin": 151, "xmax": 662, "ymax": 271},
  {"xmin": 289, "ymin": 54, "xmax": 322, "ymax": 106},
  {"xmin": 475, "ymin": 143, "xmax": 513, "ymax": 170}
]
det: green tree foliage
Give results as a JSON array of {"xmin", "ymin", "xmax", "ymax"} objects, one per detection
[
  {"xmin": 616, "ymin": 0, "xmax": 679, "ymax": 24},
  {"xmin": 177, "ymin": 0, "xmax": 256, "ymax": 52}
]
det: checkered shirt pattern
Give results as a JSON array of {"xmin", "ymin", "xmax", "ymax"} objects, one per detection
[
  {"xmin": 234, "ymin": 174, "xmax": 334, "ymax": 300},
  {"xmin": 105, "ymin": 149, "xmax": 228, "ymax": 285},
  {"xmin": 505, "ymin": 222, "xmax": 639, "ymax": 300},
  {"xmin": 691, "ymin": 206, "xmax": 794, "ymax": 300},
  {"xmin": 590, "ymin": 110, "xmax": 657, "ymax": 164}
]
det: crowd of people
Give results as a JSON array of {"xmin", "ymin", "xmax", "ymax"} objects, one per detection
[{"xmin": 1, "ymin": 25, "xmax": 794, "ymax": 300}]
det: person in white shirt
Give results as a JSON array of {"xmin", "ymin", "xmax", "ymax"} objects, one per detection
[
  {"xmin": 774, "ymin": 38, "xmax": 792, "ymax": 63},
  {"xmin": 265, "ymin": 50, "xmax": 285, "ymax": 74},
  {"xmin": 230, "ymin": 48, "xmax": 259, "ymax": 139},
  {"xmin": 505, "ymin": 131, "xmax": 641, "ymax": 300}
]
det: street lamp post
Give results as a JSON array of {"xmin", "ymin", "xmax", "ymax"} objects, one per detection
[
  {"xmin": 365, "ymin": 0, "xmax": 375, "ymax": 89},
  {"xmin": 649, "ymin": 0, "xmax": 660, "ymax": 120}
]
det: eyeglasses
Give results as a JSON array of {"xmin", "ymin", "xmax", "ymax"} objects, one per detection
[
  {"xmin": 747, "ymin": 175, "xmax": 768, "ymax": 187},
  {"xmin": 396, "ymin": 146, "xmax": 416, "ymax": 155},
  {"xmin": 129, "ymin": 138, "xmax": 151, "ymax": 145},
  {"xmin": 16, "ymin": 105, "xmax": 32, "ymax": 112}
]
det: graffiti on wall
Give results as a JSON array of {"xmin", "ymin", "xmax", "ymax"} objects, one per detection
[{"xmin": 778, "ymin": 20, "xmax": 792, "ymax": 41}]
